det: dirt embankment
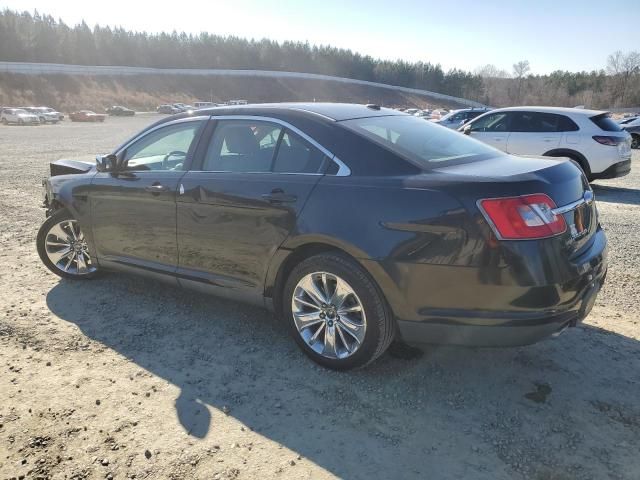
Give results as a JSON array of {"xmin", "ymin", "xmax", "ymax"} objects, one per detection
[{"xmin": 0, "ymin": 73, "xmax": 460, "ymax": 112}]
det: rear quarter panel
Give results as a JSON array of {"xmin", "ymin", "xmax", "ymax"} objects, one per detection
[{"xmin": 282, "ymin": 175, "xmax": 484, "ymax": 320}]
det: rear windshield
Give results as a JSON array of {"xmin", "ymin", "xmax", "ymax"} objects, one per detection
[
  {"xmin": 590, "ymin": 113, "xmax": 622, "ymax": 132},
  {"xmin": 340, "ymin": 115, "xmax": 501, "ymax": 168}
]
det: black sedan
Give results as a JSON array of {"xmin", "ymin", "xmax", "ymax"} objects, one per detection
[
  {"xmin": 106, "ymin": 105, "xmax": 135, "ymax": 116},
  {"xmin": 37, "ymin": 103, "xmax": 607, "ymax": 370}
]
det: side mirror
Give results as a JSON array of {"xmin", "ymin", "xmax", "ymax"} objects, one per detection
[
  {"xmin": 96, "ymin": 154, "xmax": 118, "ymax": 172},
  {"xmin": 463, "ymin": 125, "xmax": 472, "ymax": 135}
]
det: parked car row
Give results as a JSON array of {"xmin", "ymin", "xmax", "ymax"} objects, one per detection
[
  {"xmin": 458, "ymin": 106, "xmax": 632, "ymax": 180},
  {"xmin": 158, "ymin": 100, "xmax": 249, "ymax": 114},
  {"xmin": 1, "ymin": 106, "xmax": 63, "ymax": 125}
]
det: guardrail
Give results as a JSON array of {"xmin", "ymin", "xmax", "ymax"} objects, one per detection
[{"xmin": 0, "ymin": 61, "xmax": 488, "ymax": 108}]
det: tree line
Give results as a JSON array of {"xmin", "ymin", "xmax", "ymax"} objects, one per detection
[{"xmin": 0, "ymin": 9, "xmax": 638, "ymax": 108}]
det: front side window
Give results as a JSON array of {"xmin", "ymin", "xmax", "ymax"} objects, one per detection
[
  {"xmin": 124, "ymin": 120, "xmax": 203, "ymax": 171},
  {"xmin": 468, "ymin": 112, "xmax": 509, "ymax": 132},
  {"xmin": 342, "ymin": 115, "xmax": 501, "ymax": 168}
]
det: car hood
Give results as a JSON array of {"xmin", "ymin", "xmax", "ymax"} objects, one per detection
[{"xmin": 49, "ymin": 158, "xmax": 96, "ymax": 177}]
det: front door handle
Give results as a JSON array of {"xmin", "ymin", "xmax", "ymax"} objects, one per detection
[
  {"xmin": 145, "ymin": 183, "xmax": 169, "ymax": 194},
  {"xmin": 261, "ymin": 188, "xmax": 297, "ymax": 204}
]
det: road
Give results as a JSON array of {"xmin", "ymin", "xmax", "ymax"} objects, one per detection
[{"xmin": 0, "ymin": 115, "xmax": 638, "ymax": 480}]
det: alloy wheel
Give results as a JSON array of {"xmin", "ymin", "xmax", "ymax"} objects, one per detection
[
  {"xmin": 44, "ymin": 219, "xmax": 96, "ymax": 276},
  {"xmin": 291, "ymin": 272, "xmax": 366, "ymax": 359}
]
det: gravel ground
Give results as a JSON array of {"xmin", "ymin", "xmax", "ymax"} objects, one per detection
[{"xmin": 0, "ymin": 116, "xmax": 639, "ymax": 480}]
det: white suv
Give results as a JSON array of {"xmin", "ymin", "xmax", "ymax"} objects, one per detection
[
  {"xmin": 460, "ymin": 107, "xmax": 632, "ymax": 181},
  {"xmin": 0, "ymin": 108, "xmax": 40, "ymax": 125}
]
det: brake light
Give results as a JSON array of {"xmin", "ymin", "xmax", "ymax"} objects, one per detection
[
  {"xmin": 592, "ymin": 135, "xmax": 624, "ymax": 146},
  {"xmin": 478, "ymin": 194, "xmax": 566, "ymax": 240}
]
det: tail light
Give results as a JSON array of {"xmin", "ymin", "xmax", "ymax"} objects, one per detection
[
  {"xmin": 478, "ymin": 194, "xmax": 566, "ymax": 240},
  {"xmin": 592, "ymin": 135, "xmax": 625, "ymax": 146}
]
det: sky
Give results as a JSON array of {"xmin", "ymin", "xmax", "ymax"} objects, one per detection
[{"xmin": 2, "ymin": 0, "xmax": 638, "ymax": 74}]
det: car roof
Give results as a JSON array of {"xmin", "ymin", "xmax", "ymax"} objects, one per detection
[
  {"xmin": 486, "ymin": 106, "xmax": 605, "ymax": 116},
  {"xmin": 194, "ymin": 103, "xmax": 404, "ymax": 122}
]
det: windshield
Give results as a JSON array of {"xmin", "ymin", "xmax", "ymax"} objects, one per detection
[
  {"xmin": 341, "ymin": 115, "xmax": 502, "ymax": 168},
  {"xmin": 437, "ymin": 111, "xmax": 459, "ymax": 122}
]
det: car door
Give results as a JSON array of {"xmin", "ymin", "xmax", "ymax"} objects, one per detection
[
  {"xmin": 466, "ymin": 111, "xmax": 511, "ymax": 151},
  {"xmin": 177, "ymin": 117, "xmax": 334, "ymax": 305},
  {"xmin": 506, "ymin": 112, "xmax": 562, "ymax": 155},
  {"xmin": 91, "ymin": 117, "xmax": 206, "ymax": 278}
]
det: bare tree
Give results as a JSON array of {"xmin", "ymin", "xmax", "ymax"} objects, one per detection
[
  {"xmin": 513, "ymin": 60, "xmax": 531, "ymax": 103},
  {"xmin": 607, "ymin": 50, "xmax": 640, "ymax": 105},
  {"xmin": 475, "ymin": 64, "xmax": 510, "ymax": 79}
]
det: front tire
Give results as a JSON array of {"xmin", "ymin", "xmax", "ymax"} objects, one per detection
[
  {"xmin": 283, "ymin": 253, "xmax": 395, "ymax": 370},
  {"xmin": 37, "ymin": 209, "xmax": 98, "ymax": 279}
]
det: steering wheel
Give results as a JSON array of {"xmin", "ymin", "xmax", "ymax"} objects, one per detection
[{"xmin": 162, "ymin": 150, "xmax": 186, "ymax": 170}]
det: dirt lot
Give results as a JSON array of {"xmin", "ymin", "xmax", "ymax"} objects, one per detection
[{"xmin": 1, "ymin": 116, "xmax": 639, "ymax": 480}]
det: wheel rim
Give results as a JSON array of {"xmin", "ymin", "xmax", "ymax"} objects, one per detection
[
  {"xmin": 44, "ymin": 219, "xmax": 96, "ymax": 275},
  {"xmin": 292, "ymin": 272, "xmax": 366, "ymax": 359}
]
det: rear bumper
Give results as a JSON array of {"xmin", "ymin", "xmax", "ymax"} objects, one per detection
[
  {"xmin": 362, "ymin": 228, "xmax": 608, "ymax": 347},
  {"xmin": 396, "ymin": 275, "xmax": 603, "ymax": 347},
  {"xmin": 591, "ymin": 159, "xmax": 631, "ymax": 180}
]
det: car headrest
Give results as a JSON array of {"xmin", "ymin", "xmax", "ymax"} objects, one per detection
[{"xmin": 223, "ymin": 126, "xmax": 259, "ymax": 155}]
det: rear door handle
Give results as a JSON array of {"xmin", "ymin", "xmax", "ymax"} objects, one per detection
[
  {"xmin": 145, "ymin": 183, "xmax": 169, "ymax": 194},
  {"xmin": 261, "ymin": 189, "xmax": 297, "ymax": 204}
]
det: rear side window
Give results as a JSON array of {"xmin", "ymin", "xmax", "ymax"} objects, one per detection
[
  {"xmin": 202, "ymin": 119, "xmax": 329, "ymax": 174},
  {"xmin": 272, "ymin": 131, "xmax": 327, "ymax": 174},
  {"xmin": 557, "ymin": 115, "xmax": 579, "ymax": 132},
  {"xmin": 203, "ymin": 120, "xmax": 282, "ymax": 172},
  {"xmin": 510, "ymin": 112, "xmax": 579, "ymax": 132},
  {"xmin": 590, "ymin": 113, "xmax": 622, "ymax": 132}
]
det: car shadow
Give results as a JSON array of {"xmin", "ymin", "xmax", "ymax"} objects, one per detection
[
  {"xmin": 592, "ymin": 184, "xmax": 640, "ymax": 206},
  {"xmin": 46, "ymin": 274, "xmax": 640, "ymax": 479}
]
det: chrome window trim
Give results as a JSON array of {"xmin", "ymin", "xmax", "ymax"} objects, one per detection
[
  {"xmin": 114, "ymin": 115, "xmax": 210, "ymax": 156},
  {"xmin": 197, "ymin": 114, "xmax": 351, "ymax": 176}
]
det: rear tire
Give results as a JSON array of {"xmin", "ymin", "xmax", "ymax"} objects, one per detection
[
  {"xmin": 283, "ymin": 253, "xmax": 395, "ymax": 370},
  {"xmin": 37, "ymin": 209, "xmax": 99, "ymax": 280},
  {"xmin": 632, "ymin": 134, "xmax": 639, "ymax": 150},
  {"xmin": 1, "ymin": 118, "xmax": 6, "ymax": 125}
]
